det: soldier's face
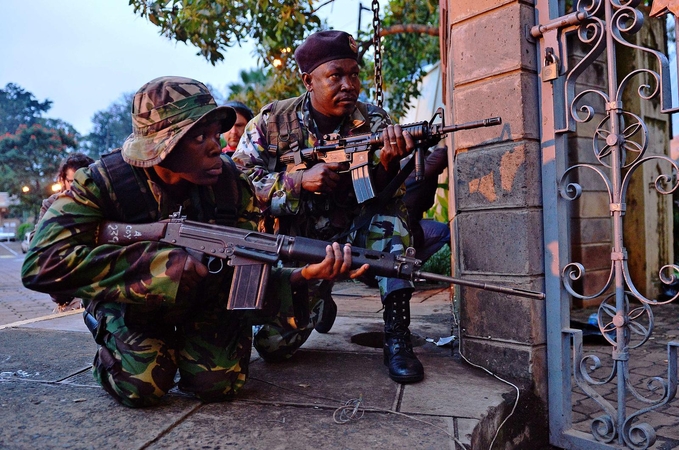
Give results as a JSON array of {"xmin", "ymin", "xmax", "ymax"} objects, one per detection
[
  {"xmin": 303, "ymin": 59, "xmax": 360, "ymax": 119},
  {"xmin": 223, "ymin": 112, "xmax": 249, "ymax": 150},
  {"xmin": 156, "ymin": 120, "xmax": 223, "ymax": 186}
]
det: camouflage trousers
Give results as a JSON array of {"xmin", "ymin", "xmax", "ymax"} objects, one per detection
[
  {"xmin": 252, "ymin": 280, "xmax": 326, "ymax": 362},
  {"xmin": 253, "ymin": 201, "xmax": 414, "ymax": 361},
  {"xmin": 89, "ymin": 301, "xmax": 253, "ymax": 408},
  {"xmin": 347, "ymin": 199, "xmax": 414, "ymax": 299}
]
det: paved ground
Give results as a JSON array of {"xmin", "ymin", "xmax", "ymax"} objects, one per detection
[
  {"xmin": 0, "ymin": 239, "xmax": 518, "ymax": 449},
  {"xmin": 1, "ymin": 238, "xmax": 678, "ymax": 449}
]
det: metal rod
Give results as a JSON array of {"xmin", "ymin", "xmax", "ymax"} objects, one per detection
[{"xmin": 413, "ymin": 271, "xmax": 545, "ymax": 300}]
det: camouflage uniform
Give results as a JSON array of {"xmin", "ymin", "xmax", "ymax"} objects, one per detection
[
  {"xmin": 232, "ymin": 92, "xmax": 413, "ymax": 360},
  {"xmin": 22, "ymin": 77, "xmax": 306, "ymax": 407}
]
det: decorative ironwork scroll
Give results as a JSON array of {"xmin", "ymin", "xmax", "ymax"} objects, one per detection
[{"xmin": 535, "ymin": 0, "xmax": 679, "ymax": 448}]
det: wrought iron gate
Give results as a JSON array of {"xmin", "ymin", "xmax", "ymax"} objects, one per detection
[{"xmin": 533, "ymin": 0, "xmax": 679, "ymax": 448}]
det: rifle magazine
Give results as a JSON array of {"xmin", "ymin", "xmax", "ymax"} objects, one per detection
[
  {"xmin": 227, "ymin": 264, "xmax": 271, "ymax": 310},
  {"xmin": 351, "ymin": 164, "xmax": 375, "ymax": 203}
]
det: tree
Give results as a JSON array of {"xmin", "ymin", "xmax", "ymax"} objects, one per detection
[
  {"xmin": 380, "ymin": 0, "xmax": 440, "ymax": 118},
  {"xmin": 0, "ymin": 84, "xmax": 78, "ymax": 221},
  {"xmin": 127, "ymin": 0, "xmax": 439, "ymax": 120},
  {"xmin": 80, "ymin": 93, "xmax": 134, "ymax": 158},
  {"xmin": 0, "ymin": 83, "xmax": 53, "ymax": 134},
  {"xmin": 0, "ymin": 124, "xmax": 77, "ymax": 221},
  {"xmin": 225, "ymin": 67, "xmax": 301, "ymax": 114}
]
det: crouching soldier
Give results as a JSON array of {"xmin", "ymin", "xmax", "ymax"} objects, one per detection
[{"xmin": 22, "ymin": 76, "xmax": 366, "ymax": 407}]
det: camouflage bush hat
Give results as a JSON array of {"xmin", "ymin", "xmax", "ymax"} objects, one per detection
[
  {"xmin": 122, "ymin": 76, "xmax": 236, "ymax": 167},
  {"xmin": 294, "ymin": 30, "xmax": 359, "ymax": 74}
]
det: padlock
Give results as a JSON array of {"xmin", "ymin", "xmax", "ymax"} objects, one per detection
[{"xmin": 542, "ymin": 53, "xmax": 559, "ymax": 82}]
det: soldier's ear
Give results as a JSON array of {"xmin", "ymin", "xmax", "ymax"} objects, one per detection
[{"xmin": 301, "ymin": 73, "xmax": 313, "ymax": 92}]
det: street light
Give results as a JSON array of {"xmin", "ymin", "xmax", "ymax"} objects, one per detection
[
  {"xmin": 21, "ymin": 186, "xmax": 30, "ymax": 193},
  {"xmin": 272, "ymin": 47, "xmax": 292, "ymax": 68}
]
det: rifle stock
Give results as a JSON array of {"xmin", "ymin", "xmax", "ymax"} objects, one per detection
[
  {"xmin": 96, "ymin": 215, "xmax": 545, "ymax": 310},
  {"xmin": 280, "ymin": 109, "xmax": 502, "ymax": 203}
]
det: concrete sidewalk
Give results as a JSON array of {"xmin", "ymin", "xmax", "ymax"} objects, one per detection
[
  {"xmin": 0, "ymin": 238, "xmax": 519, "ymax": 450},
  {"xmin": 4, "ymin": 238, "xmax": 679, "ymax": 449}
]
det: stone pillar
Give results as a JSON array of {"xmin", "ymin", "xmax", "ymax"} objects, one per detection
[{"xmin": 441, "ymin": 0, "xmax": 547, "ymax": 401}]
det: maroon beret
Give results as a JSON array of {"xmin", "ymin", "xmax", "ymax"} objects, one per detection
[{"xmin": 294, "ymin": 30, "xmax": 359, "ymax": 74}]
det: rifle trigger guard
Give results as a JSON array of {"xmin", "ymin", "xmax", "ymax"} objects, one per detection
[{"xmin": 207, "ymin": 256, "xmax": 224, "ymax": 274}]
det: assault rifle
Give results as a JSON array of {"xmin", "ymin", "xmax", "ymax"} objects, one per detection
[
  {"xmin": 280, "ymin": 108, "xmax": 502, "ymax": 203},
  {"xmin": 96, "ymin": 213, "xmax": 545, "ymax": 310}
]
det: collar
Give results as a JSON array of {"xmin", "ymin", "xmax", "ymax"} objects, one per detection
[{"xmin": 301, "ymin": 92, "xmax": 367, "ymax": 137}]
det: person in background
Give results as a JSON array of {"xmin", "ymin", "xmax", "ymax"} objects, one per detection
[
  {"xmin": 22, "ymin": 76, "xmax": 366, "ymax": 408},
  {"xmin": 402, "ymin": 145, "xmax": 451, "ymax": 263},
  {"xmin": 220, "ymin": 100, "xmax": 254, "ymax": 155},
  {"xmin": 35, "ymin": 152, "xmax": 95, "ymax": 313},
  {"xmin": 39, "ymin": 152, "xmax": 95, "ymax": 220},
  {"xmin": 232, "ymin": 30, "xmax": 424, "ymax": 384}
]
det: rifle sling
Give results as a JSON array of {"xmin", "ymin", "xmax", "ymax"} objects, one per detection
[
  {"xmin": 212, "ymin": 157, "xmax": 241, "ymax": 227},
  {"xmin": 91, "ymin": 150, "xmax": 158, "ymax": 222}
]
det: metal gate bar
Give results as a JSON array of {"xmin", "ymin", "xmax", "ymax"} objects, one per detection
[{"xmin": 533, "ymin": 0, "xmax": 679, "ymax": 448}]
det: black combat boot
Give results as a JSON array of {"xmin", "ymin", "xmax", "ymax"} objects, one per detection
[
  {"xmin": 314, "ymin": 295, "xmax": 337, "ymax": 334},
  {"xmin": 383, "ymin": 290, "xmax": 424, "ymax": 383}
]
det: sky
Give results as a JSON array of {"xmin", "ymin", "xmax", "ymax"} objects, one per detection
[{"xmin": 0, "ymin": 0, "xmax": 365, "ymax": 136}]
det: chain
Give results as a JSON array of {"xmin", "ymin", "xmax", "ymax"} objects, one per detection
[{"xmin": 371, "ymin": 0, "xmax": 383, "ymax": 108}]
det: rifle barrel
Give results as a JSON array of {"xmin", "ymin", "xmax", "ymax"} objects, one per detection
[
  {"xmin": 280, "ymin": 116, "xmax": 502, "ymax": 166},
  {"xmin": 414, "ymin": 270, "xmax": 545, "ymax": 300},
  {"xmin": 438, "ymin": 116, "xmax": 502, "ymax": 134}
]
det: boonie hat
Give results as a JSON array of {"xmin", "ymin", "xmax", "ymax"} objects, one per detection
[
  {"xmin": 122, "ymin": 76, "xmax": 236, "ymax": 167},
  {"xmin": 294, "ymin": 30, "xmax": 359, "ymax": 74}
]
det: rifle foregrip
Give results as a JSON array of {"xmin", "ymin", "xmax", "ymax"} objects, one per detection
[
  {"xmin": 282, "ymin": 236, "xmax": 408, "ymax": 279},
  {"xmin": 96, "ymin": 221, "xmax": 168, "ymax": 245}
]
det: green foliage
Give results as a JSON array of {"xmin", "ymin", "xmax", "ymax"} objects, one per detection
[
  {"xmin": 17, "ymin": 222, "xmax": 32, "ymax": 238},
  {"xmin": 127, "ymin": 0, "xmax": 439, "ymax": 119},
  {"xmin": 0, "ymin": 123, "xmax": 77, "ymax": 221},
  {"xmin": 424, "ymin": 180, "xmax": 449, "ymax": 223},
  {"xmin": 0, "ymin": 84, "xmax": 52, "ymax": 134},
  {"xmin": 0, "ymin": 83, "xmax": 79, "ymax": 221},
  {"xmin": 80, "ymin": 93, "xmax": 134, "ymax": 158},
  {"xmin": 420, "ymin": 243, "xmax": 451, "ymax": 276},
  {"xmin": 380, "ymin": 0, "xmax": 440, "ymax": 120},
  {"xmin": 0, "ymin": 163, "xmax": 17, "ymax": 194},
  {"xmin": 227, "ymin": 67, "xmax": 304, "ymax": 114}
]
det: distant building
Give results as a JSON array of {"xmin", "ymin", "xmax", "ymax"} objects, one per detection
[{"xmin": 0, "ymin": 192, "xmax": 10, "ymax": 226}]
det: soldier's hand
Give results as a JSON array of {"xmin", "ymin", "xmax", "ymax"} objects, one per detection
[
  {"xmin": 300, "ymin": 242, "xmax": 369, "ymax": 281},
  {"xmin": 301, "ymin": 162, "xmax": 345, "ymax": 194},
  {"xmin": 179, "ymin": 252, "xmax": 209, "ymax": 293},
  {"xmin": 380, "ymin": 124, "xmax": 415, "ymax": 170}
]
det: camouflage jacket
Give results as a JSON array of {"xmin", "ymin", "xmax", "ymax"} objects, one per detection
[
  {"xmin": 21, "ymin": 155, "xmax": 297, "ymax": 312},
  {"xmin": 231, "ymin": 93, "xmax": 401, "ymax": 240}
]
